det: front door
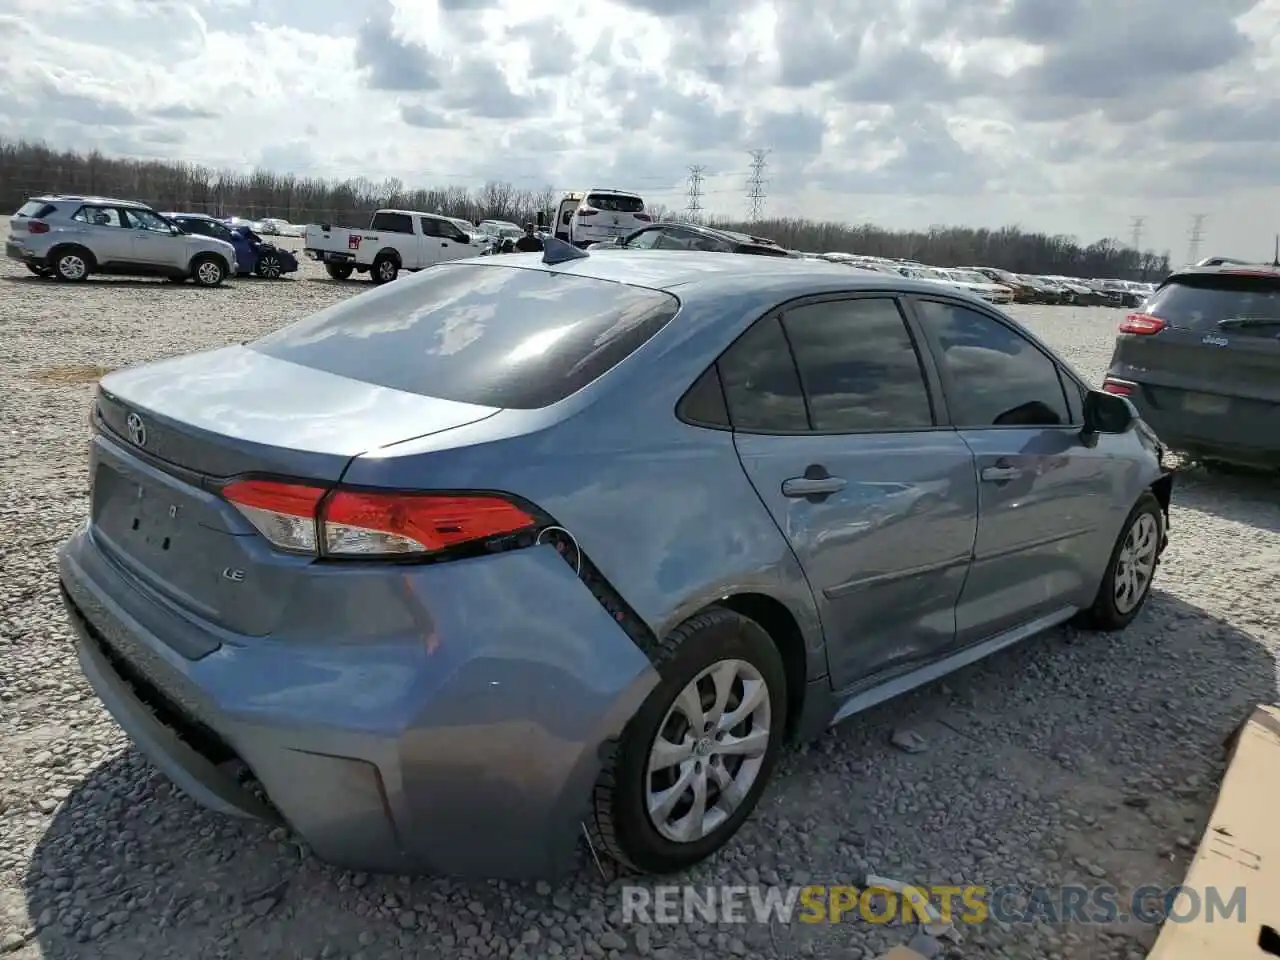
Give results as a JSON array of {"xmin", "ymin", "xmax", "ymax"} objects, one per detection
[
  {"xmin": 722, "ymin": 296, "xmax": 979, "ymax": 690},
  {"xmin": 123, "ymin": 208, "xmax": 185, "ymax": 269},
  {"xmin": 70, "ymin": 205, "xmax": 132, "ymax": 265},
  {"xmin": 909, "ymin": 297, "xmax": 1115, "ymax": 643},
  {"xmin": 417, "ymin": 217, "xmax": 448, "ymax": 268}
]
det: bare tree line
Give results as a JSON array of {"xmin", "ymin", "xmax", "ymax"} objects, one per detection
[{"xmin": 1, "ymin": 138, "xmax": 1169, "ymax": 279}]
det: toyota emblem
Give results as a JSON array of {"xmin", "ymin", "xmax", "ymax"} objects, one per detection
[{"xmin": 125, "ymin": 412, "xmax": 147, "ymax": 447}]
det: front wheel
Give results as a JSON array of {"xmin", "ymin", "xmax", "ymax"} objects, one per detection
[
  {"xmin": 324, "ymin": 262, "xmax": 353, "ymax": 281},
  {"xmin": 256, "ymin": 252, "xmax": 284, "ymax": 279},
  {"xmin": 1075, "ymin": 492, "xmax": 1164, "ymax": 631},
  {"xmin": 588, "ymin": 607, "xmax": 787, "ymax": 874}
]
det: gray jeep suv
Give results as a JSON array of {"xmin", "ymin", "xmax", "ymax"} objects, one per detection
[{"xmin": 7, "ymin": 195, "xmax": 237, "ymax": 286}]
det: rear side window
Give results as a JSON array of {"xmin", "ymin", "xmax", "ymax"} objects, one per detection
[
  {"xmin": 370, "ymin": 211, "xmax": 413, "ymax": 233},
  {"xmin": 1144, "ymin": 276, "xmax": 1280, "ymax": 335},
  {"xmin": 782, "ymin": 298, "xmax": 935, "ymax": 432},
  {"xmin": 718, "ymin": 318, "xmax": 809, "ymax": 432},
  {"xmin": 250, "ymin": 264, "xmax": 680, "ymax": 409},
  {"xmin": 587, "ymin": 194, "xmax": 645, "ymax": 214},
  {"xmin": 16, "ymin": 201, "xmax": 56, "ymax": 218}
]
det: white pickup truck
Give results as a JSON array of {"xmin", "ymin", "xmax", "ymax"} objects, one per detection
[{"xmin": 302, "ymin": 208, "xmax": 486, "ymax": 283}]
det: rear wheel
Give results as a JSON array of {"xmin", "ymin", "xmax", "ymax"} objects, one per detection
[
  {"xmin": 190, "ymin": 255, "xmax": 227, "ymax": 287},
  {"xmin": 26, "ymin": 264, "xmax": 52, "ymax": 278},
  {"xmin": 51, "ymin": 247, "xmax": 92, "ymax": 282},
  {"xmin": 325, "ymin": 262, "xmax": 353, "ymax": 281},
  {"xmin": 588, "ymin": 607, "xmax": 787, "ymax": 874},
  {"xmin": 1075, "ymin": 492, "xmax": 1163, "ymax": 631},
  {"xmin": 372, "ymin": 254, "xmax": 399, "ymax": 284}
]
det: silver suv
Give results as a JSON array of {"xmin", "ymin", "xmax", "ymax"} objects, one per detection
[{"xmin": 7, "ymin": 195, "xmax": 237, "ymax": 286}]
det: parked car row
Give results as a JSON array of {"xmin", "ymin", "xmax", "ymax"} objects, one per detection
[{"xmin": 6, "ymin": 194, "xmax": 299, "ymax": 286}]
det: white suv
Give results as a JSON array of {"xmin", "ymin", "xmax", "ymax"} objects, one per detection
[{"xmin": 565, "ymin": 189, "xmax": 651, "ymax": 246}]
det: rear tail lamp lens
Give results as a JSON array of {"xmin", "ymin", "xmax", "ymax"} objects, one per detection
[
  {"xmin": 221, "ymin": 480, "xmax": 537, "ymax": 558},
  {"xmin": 1119, "ymin": 313, "xmax": 1165, "ymax": 335}
]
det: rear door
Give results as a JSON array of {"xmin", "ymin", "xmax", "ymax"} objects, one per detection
[
  {"xmin": 366, "ymin": 210, "xmax": 417, "ymax": 265},
  {"xmin": 70, "ymin": 205, "xmax": 133, "ymax": 264},
  {"xmin": 723, "ymin": 295, "xmax": 979, "ymax": 690},
  {"xmin": 1107, "ymin": 273, "xmax": 1280, "ymax": 454}
]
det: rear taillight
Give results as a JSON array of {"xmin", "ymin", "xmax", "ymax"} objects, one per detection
[
  {"xmin": 222, "ymin": 479, "xmax": 538, "ymax": 558},
  {"xmin": 1118, "ymin": 312, "xmax": 1165, "ymax": 335},
  {"xmin": 27, "ymin": 220, "xmax": 50, "ymax": 234},
  {"xmin": 634, "ymin": 213, "xmax": 652, "ymax": 222},
  {"xmin": 577, "ymin": 208, "xmax": 598, "ymax": 218},
  {"xmin": 1102, "ymin": 378, "xmax": 1134, "ymax": 397}
]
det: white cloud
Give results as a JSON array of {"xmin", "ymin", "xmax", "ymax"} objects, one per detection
[{"xmin": 0, "ymin": 0, "xmax": 1278, "ymax": 258}]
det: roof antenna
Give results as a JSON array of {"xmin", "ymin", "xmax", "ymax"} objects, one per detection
[{"xmin": 542, "ymin": 236, "xmax": 589, "ymax": 266}]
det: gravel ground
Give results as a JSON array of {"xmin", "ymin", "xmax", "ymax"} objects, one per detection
[{"xmin": 1, "ymin": 248, "xmax": 1277, "ymax": 960}]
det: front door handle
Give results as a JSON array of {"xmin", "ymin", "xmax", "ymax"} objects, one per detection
[
  {"xmin": 980, "ymin": 465, "xmax": 1022, "ymax": 482},
  {"xmin": 782, "ymin": 476, "xmax": 847, "ymax": 497}
]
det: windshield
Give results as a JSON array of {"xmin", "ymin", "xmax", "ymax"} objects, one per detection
[
  {"xmin": 250, "ymin": 263, "xmax": 681, "ymax": 409},
  {"xmin": 586, "ymin": 194, "xmax": 645, "ymax": 214}
]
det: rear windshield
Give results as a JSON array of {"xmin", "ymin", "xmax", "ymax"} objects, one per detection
[
  {"xmin": 587, "ymin": 194, "xmax": 645, "ymax": 214},
  {"xmin": 1145, "ymin": 275, "xmax": 1280, "ymax": 334},
  {"xmin": 250, "ymin": 263, "xmax": 680, "ymax": 409},
  {"xmin": 15, "ymin": 201, "xmax": 55, "ymax": 218}
]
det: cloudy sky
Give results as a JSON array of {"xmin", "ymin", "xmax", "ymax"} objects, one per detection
[{"xmin": 1, "ymin": 0, "xmax": 1278, "ymax": 257}]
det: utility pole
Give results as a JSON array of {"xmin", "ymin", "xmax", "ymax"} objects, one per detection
[
  {"xmin": 1187, "ymin": 213, "xmax": 1207, "ymax": 264},
  {"xmin": 746, "ymin": 149, "xmax": 770, "ymax": 222},
  {"xmin": 1129, "ymin": 215, "xmax": 1146, "ymax": 252},
  {"xmin": 685, "ymin": 164, "xmax": 706, "ymax": 220}
]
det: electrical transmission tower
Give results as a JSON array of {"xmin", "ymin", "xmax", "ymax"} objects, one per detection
[
  {"xmin": 1129, "ymin": 215, "xmax": 1146, "ymax": 252},
  {"xmin": 1187, "ymin": 214, "xmax": 1207, "ymax": 264},
  {"xmin": 685, "ymin": 164, "xmax": 706, "ymax": 220},
  {"xmin": 746, "ymin": 149, "xmax": 770, "ymax": 222}
]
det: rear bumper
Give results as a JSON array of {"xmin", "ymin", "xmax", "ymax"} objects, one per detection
[
  {"xmin": 1125, "ymin": 393, "xmax": 1280, "ymax": 468},
  {"xmin": 58, "ymin": 527, "xmax": 659, "ymax": 879}
]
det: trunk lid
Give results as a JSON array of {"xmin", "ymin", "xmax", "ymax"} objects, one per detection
[{"xmin": 89, "ymin": 346, "xmax": 498, "ymax": 639}]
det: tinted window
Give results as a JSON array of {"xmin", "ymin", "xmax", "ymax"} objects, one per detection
[
  {"xmin": 1144, "ymin": 275, "xmax": 1280, "ymax": 335},
  {"xmin": 624, "ymin": 228, "xmax": 663, "ymax": 249},
  {"xmin": 418, "ymin": 217, "xmax": 442, "ymax": 237},
  {"xmin": 718, "ymin": 318, "xmax": 808, "ymax": 432},
  {"xmin": 177, "ymin": 218, "xmax": 213, "ymax": 237},
  {"xmin": 678, "ymin": 365, "xmax": 730, "ymax": 428},
  {"xmin": 251, "ymin": 264, "xmax": 680, "ymax": 409},
  {"xmin": 740, "ymin": 244, "xmax": 792, "ymax": 258},
  {"xmin": 783, "ymin": 299, "xmax": 934, "ymax": 432},
  {"xmin": 915, "ymin": 300, "xmax": 1070, "ymax": 427},
  {"xmin": 123, "ymin": 209, "xmax": 172, "ymax": 232},
  {"xmin": 16, "ymin": 201, "xmax": 55, "ymax": 218},
  {"xmin": 370, "ymin": 211, "xmax": 413, "ymax": 233},
  {"xmin": 587, "ymin": 194, "xmax": 645, "ymax": 214}
]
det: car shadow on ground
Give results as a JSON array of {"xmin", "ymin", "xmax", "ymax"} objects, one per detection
[
  {"xmin": 1, "ymin": 276, "xmax": 235, "ymax": 290},
  {"xmin": 20, "ymin": 592, "xmax": 1277, "ymax": 960},
  {"xmin": 1170, "ymin": 462, "xmax": 1279, "ymax": 534}
]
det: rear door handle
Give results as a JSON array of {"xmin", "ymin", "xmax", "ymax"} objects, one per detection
[
  {"xmin": 782, "ymin": 476, "xmax": 847, "ymax": 497},
  {"xmin": 980, "ymin": 465, "xmax": 1022, "ymax": 482}
]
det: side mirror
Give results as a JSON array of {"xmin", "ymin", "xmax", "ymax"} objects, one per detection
[{"xmin": 1081, "ymin": 389, "xmax": 1135, "ymax": 445}]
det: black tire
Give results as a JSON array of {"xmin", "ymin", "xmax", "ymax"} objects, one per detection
[
  {"xmin": 1074, "ymin": 492, "xmax": 1164, "ymax": 631},
  {"xmin": 50, "ymin": 246, "xmax": 93, "ymax": 282},
  {"xmin": 588, "ymin": 606, "xmax": 787, "ymax": 875},
  {"xmin": 26, "ymin": 263, "xmax": 52, "ymax": 278},
  {"xmin": 256, "ymin": 253, "xmax": 284, "ymax": 279},
  {"xmin": 371, "ymin": 254, "xmax": 399, "ymax": 284},
  {"xmin": 324, "ymin": 262, "xmax": 353, "ymax": 281},
  {"xmin": 190, "ymin": 254, "xmax": 227, "ymax": 287}
]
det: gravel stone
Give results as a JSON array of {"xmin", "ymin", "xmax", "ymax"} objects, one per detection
[{"xmin": 1, "ymin": 249, "xmax": 1276, "ymax": 960}]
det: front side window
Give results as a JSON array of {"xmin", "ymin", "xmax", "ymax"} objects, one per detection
[
  {"xmin": 123, "ymin": 209, "xmax": 172, "ymax": 232},
  {"xmin": 623, "ymin": 228, "xmax": 663, "ymax": 250},
  {"xmin": 915, "ymin": 300, "xmax": 1069, "ymax": 427},
  {"xmin": 782, "ymin": 298, "xmax": 934, "ymax": 432}
]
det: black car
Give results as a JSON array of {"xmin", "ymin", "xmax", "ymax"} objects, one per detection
[
  {"xmin": 604, "ymin": 222, "xmax": 795, "ymax": 257},
  {"xmin": 1103, "ymin": 263, "xmax": 1280, "ymax": 468}
]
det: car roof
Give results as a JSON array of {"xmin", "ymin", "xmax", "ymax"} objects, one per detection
[
  {"xmin": 33, "ymin": 194, "xmax": 151, "ymax": 208},
  {"xmin": 483, "ymin": 248, "xmax": 995, "ymax": 302},
  {"xmin": 583, "ymin": 188, "xmax": 643, "ymax": 198},
  {"xmin": 164, "ymin": 212, "xmax": 217, "ymax": 220},
  {"xmin": 1163, "ymin": 263, "xmax": 1280, "ymax": 285}
]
